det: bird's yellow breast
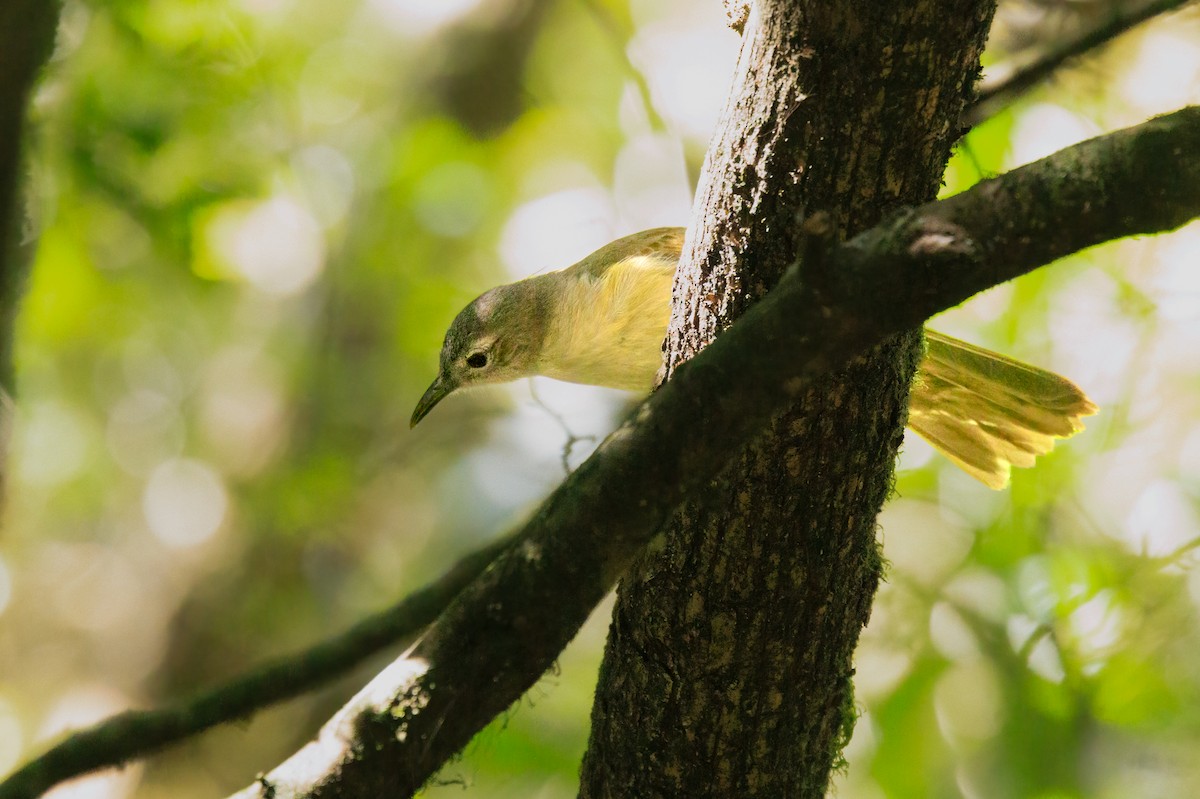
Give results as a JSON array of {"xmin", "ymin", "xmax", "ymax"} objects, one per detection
[{"xmin": 537, "ymin": 255, "xmax": 675, "ymax": 391}]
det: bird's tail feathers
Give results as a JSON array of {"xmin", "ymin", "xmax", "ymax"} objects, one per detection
[{"xmin": 907, "ymin": 330, "xmax": 1098, "ymax": 489}]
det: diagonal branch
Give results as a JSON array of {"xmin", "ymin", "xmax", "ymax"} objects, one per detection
[{"xmin": 966, "ymin": 0, "xmax": 1197, "ymax": 127}]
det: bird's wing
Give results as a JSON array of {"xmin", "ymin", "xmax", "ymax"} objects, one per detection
[{"xmin": 568, "ymin": 227, "xmax": 686, "ymax": 280}]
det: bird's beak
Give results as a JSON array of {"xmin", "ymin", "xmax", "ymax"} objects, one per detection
[{"xmin": 410, "ymin": 375, "xmax": 454, "ymax": 428}]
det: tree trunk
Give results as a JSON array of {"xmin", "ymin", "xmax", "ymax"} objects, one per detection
[
  {"xmin": 580, "ymin": 2, "xmax": 996, "ymax": 796},
  {"xmin": 0, "ymin": 0, "xmax": 60, "ymax": 497},
  {"xmin": 0, "ymin": 0, "xmax": 59, "ymax": 395}
]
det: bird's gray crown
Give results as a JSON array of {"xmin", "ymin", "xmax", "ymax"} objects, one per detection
[{"xmin": 440, "ymin": 278, "xmax": 552, "ymax": 373}]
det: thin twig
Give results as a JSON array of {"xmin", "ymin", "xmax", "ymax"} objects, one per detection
[
  {"xmin": 966, "ymin": 0, "xmax": 1197, "ymax": 127},
  {"xmin": 528, "ymin": 379, "xmax": 596, "ymax": 474}
]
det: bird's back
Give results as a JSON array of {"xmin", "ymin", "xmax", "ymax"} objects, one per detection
[{"xmin": 536, "ymin": 229, "xmax": 683, "ymax": 390}]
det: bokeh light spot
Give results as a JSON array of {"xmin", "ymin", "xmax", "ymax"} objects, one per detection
[
  {"xmin": 628, "ymin": 21, "xmax": 739, "ymax": 140},
  {"xmin": 934, "ymin": 660, "xmax": 1004, "ymax": 746},
  {"xmin": 106, "ymin": 390, "xmax": 184, "ymax": 477},
  {"xmin": 1124, "ymin": 479, "xmax": 1198, "ymax": 558},
  {"xmin": 142, "ymin": 459, "xmax": 229, "ymax": 548},
  {"xmin": 365, "ymin": 0, "xmax": 485, "ymax": 38},
  {"xmin": 206, "ymin": 195, "xmax": 325, "ymax": 296},
  {"xmin": 500, "ymin": 185, "xmax": 616, "ymax": 279},
  {"xmin": 1008, "ymin": 103, "xmax": 1099, "ymax": 167},
  {"xmin": 14, "ymin": 400, "xmax": 90, "ymax": 488}
]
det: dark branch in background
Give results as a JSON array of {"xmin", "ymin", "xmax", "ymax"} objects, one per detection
[
  {"xmin": 205, "ymin": 108, "xmax": 1196, "ymax": 799},
  {"xmin": 0, "ymin": 0, "xmax": 59, "ymax": 389},
  {"xmin": 0, "ymin": 0, "xmax": 61, "ymax": 490},
  {"xmin": 423, "ymin": 0, "xmax": 553, "ymax": 136},
  {"xmin": 5, "ymin": 106, "xmax": 1197, "ymax": 799},
  {"xmin": 0, "ymin": 536, "xmax": 511, "ymax": 799},
  {"xmin": 965, "ymin": 0, "xmax": 1196, "ymax": 127}
]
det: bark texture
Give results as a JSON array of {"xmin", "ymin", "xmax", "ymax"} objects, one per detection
[{"xmin": 581, "ymin": 2, "xmax": 996, "ymax": 796}]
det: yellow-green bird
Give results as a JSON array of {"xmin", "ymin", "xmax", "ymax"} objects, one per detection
[{"xmin": 411, "ymin": 227, "xmax": 1097, "ymax": 489}]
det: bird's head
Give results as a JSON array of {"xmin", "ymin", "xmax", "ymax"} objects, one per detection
[{"xmin": 410, "ymin": 279, "xmax": 550, "ymax": 427}]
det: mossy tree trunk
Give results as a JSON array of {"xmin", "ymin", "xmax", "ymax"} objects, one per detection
[{"xmin": 580, "ymin": 2, "xmax": 996, "ymax": 796}]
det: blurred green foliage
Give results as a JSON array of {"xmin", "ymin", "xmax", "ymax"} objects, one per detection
[{"xmin": 3, "ymin": 0, "xmax": 1200, "ymax": 797}]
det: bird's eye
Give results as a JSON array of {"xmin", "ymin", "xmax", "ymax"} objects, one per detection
[{"xmin": 466, "ymin": 352, "xmax": 488, "ymax": 369}]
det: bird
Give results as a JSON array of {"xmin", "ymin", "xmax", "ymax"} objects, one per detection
[{"xmin": 410, "ymin": 227, "xmax": 1098, "ymax": 489}]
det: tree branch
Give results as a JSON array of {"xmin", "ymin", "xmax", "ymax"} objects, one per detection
[
  {"xmin": 965, "ymin": 0, "xmax": 1197, "ymax": 127},
  {"xmin": 200, "ymin": 107, "xmax": 1198, "ymax": 799},
  {"xmin": 0, "ymin": 536, "xmax": 512, "ymax": 799}
]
